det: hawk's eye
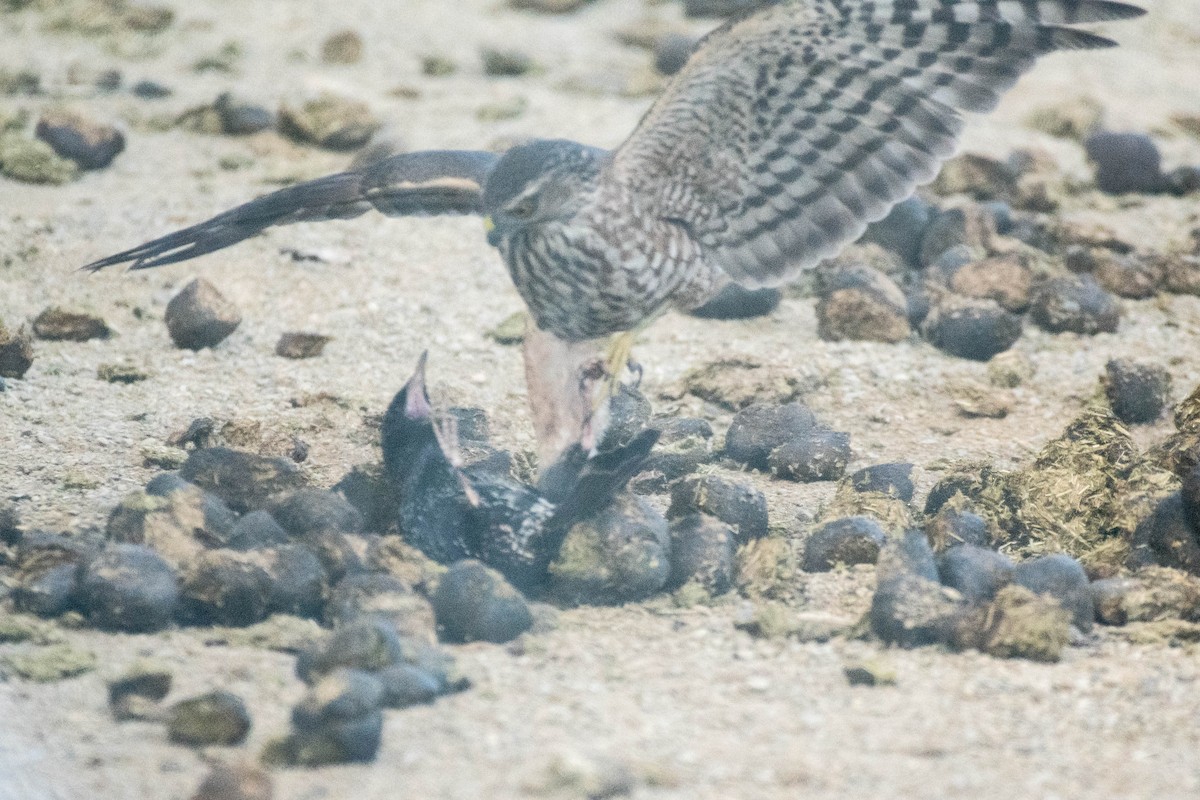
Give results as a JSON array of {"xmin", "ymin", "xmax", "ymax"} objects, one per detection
[{"xmin": 508, "ymin": 197, "xmax": 537, "ymax": 220}]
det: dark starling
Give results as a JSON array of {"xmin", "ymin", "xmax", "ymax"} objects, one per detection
[{"xmin": 381, "ymin": 353, "xmax": 657, "ymax": 593}]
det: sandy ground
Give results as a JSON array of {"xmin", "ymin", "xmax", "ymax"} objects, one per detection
[{"xmin": 2, "ymin": 1, "xmax": 1200, "ymax": 798}]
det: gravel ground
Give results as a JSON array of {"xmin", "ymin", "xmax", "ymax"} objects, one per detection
[{"xmin": 2, "ymin": 1, "xmax": 1200, "ymax": 798}]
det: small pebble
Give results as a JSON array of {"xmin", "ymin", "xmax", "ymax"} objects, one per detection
[
  {"xmin": 843, "ymin": 660, "xmax": 897, "ymax": 687},
  {"xmin": 11, "ymin": 531, "xmax": 96, "ymax": 616},
  {"xmin": 922, "ymin": 296, "xmax": 1023, "ymax": 360},
  {"xmin": 849, "ymin": 463, "xmax": 914, "ymax": 502},
  {"xmin": 1104, "ymin": 359, "xmax": 1170, "ymax": 425},
  {"xmin": 0, "ymin": 133, "xmax": 77, "ymax": 184},
  {"xmin": 815, "ymin": 264, "xmax": 910, "ymax": 343},
  {"xmin": 1085, "ymin": 131, "xmax": 1165, "ymax": 194},
  {"xmin": 324, "ymin": 572, "xmax": 434, "ymax": 638},
  {"xmin": 667, "ymin": 475, "xmax": 768, "ymax": 543},
  {"xmin": 724, "ymin": 402, "xmax": 816, "ymax": 470},
  {"xmin": 641, "ymin": 416, "xmax": 713, "ymax": 481},
  {"xmin": 688, "ymin": 283, "xmax": 781, "ymax": 319},
  {"xmin": 918, "ymin": 205, "xmax": 994, "ymax": 268},
  {"xmin": 481, "ymin": 47, "xmax": 536, "ymax": 76},
  {"xmin": 275, "ymin": 332, "xmax": 331, "ymax": 359},
  {"xmin": 299, "ymin": 530, "xmax": 366, "ymax": 584},
  {"xmin": 296, "ymin": 617, "xmax": 408, "ymax": 682},
  {"xmin": 34, "ymin": 109, "xmax": 124, "ymax": 170},
  {"xmin": 278, "ymin": 93, "xmax": 381, "ymax": 151},
  {"xmin": 935, "ymin": 252, "xmax": 1033, "ymax": 313},
  {"xmin": 179, "ymin": 447, "xmax": 306, "ymax": 514},
  {"xmin": 168, "ymin": 691, "xmax": 252, "ymax": 747},
  {"xmin": 1068, "ymin": 246, "xmax": 1163, "ymax": 299},
  {"xmin": 214, "ymin": 92, "xmax": 274, "ymax": 135},
  {"xmin": 930, "ymin": 152, "xmax": 1018, "ymax": 200},
  {"xmin": 165, "ymin": 278, "xmax": 242, "ymax": 350},
  {"xmin": 262, "ymin": 544, "xmax": 327, "ymax": 617},
  {"xmin": 131, "ymin": 80, "xmax": 172, "ymax": 99},
  {"xmin": 549, "ymin": 496, "xmax": 671, "ymax": 605},
  {"xmin": 97, "ymin": 363, "xmax": 148, "ymax": 383},
  {"xmin": 0, "ymin": 322, "xmax": 34, "ymax": 378},
  {"xmin": 31, "ymin": 307, "xmax": 111, "ymax": 341},
  {"xmin": 77, "ymin": 544, "xmax": 179, "ymax": 632},
  {"xmin": 321, "ymin": 30, "xmax": 364, "ymax": 64},
  {"xmin": 433, "ymin": 560, "xmax": 533, "ymax": 643},
  {"xmin": 876, "ymin": 529, "xmax": 940, "ymax": 584},
  {"xmin": 653, "ymin": 33, "xmax": 697, "ymax": 76},
  {"xmin": 1029, "ymin": 275, "xmax": 1120, "ymax": 335},
  {"xmin": 1013, "ymin": 553, "xmax": 1095, "ymax": 631},
  {"xmin": 802, "ymin": 516, "xmax": 887, "ymax": 572},
  {"xmin": 666, "ymin": 514, "xmax": 735, "ymax": 595},
  {"xmin": 768, "ymin": 428, "xmax": 851, "ymax": 482},
  {"xmin": 376, "ymin": 663, "xmax": 442, "ymax": 708},
  {"xmin": 189, "ymin": 762, "xmax": 273, "ymax": 800},
  {"xmin": 937, "ymin": 545, "xmax": 1015, "ymax": 602},
  {"xmin": 108, "ymin": 660, "xmax": 172, "ymax": 720}
]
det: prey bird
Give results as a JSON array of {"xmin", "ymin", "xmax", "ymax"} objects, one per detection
[{"xmin": 84, "ymin": 0, "xmax": 1145, "ymax": 462}]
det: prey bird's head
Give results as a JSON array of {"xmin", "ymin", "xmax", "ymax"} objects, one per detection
[
  {"xmin": 482, "ymin": 139, "xmax": 606, "ymax": 247},
  {"xmin": 381, "ymin": 351, "xmax": 440, "ymax": 480}
]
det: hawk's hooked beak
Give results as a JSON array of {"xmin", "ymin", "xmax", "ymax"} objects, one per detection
[{"xmin": 483, "ymin": 215, "xmax": 501, "ymax": 247}]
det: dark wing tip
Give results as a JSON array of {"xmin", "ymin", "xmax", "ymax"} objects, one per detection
[{"xmin": 1088, "ymin": 2, "xmax": 1148, "ymax": 22}]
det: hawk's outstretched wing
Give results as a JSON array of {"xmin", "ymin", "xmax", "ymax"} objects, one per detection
[
  {"xmin": 609, "ymin": 0, "xmax": 1144, "ymax": 286},
  {"xmin": 82, "ymin": 150, "xmax": 499, "ymax": 271}
]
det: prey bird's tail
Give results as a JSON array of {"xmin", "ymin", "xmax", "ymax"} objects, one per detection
[{"xmin": 82, "ymin": 149, "xmax": 499, "ymax": 272}]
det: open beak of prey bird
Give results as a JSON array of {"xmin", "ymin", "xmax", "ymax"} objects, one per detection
[
  {"xmin": 381, "ymin": 352, "xmax": 658, "ymax": 593},
  {"xmin": 82, "ymin": 1, "xmax": 1145, "ymax": 465}
]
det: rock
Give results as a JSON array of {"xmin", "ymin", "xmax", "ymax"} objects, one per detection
[
  {"xmin": 1184, "ymin": 464, "xmax": 1200, "ymax": 535},
  {"xmin": 34, "ymin": 109, "xmax": 124, "ymax": 170},
  {"xmin": 688, "ymin": 283, "xmax": 781, "ymax": 319},
  {"xmin": 285, "ymin": 670, "xmax": 383, "ymax": 765},
  {"xmin": 432, "ymin": 560, "xmax": 533, "ymax": 643},
  {"xmin": 548, "ymin": 496, "xmax": 672, "ymax": 605},
  {"xmin": 31, "ymin": 307, "xmax": 111, "ymax": 341},
  {"xmin": 948, "ymin": 380, "xmax": 1013, "ymax": 419},
  {"xmin": 481, "ymin": 47, "xmax": 536, "ymax": 76},
  {"xmin": 0, "ymin": 132, "xmax": 78, "ymax": 184},
  {"xmin": 666, "ymin": 514, "xmax": 735, "ymax": 595},
  {"xmin": 324, "ymin": 572, "xmax": 435, "ymax": 639},
  {"xmin": 1030, "ymin": 275, "xmax": 1120, "ymax": 335},
  {"xmin": 922, "ymin": 296, "xmax": 1023, "ymax": 360},
  {"xmin": 332, "ymin": 464, "xmax": 397, "ymax": 534},
  {"xmin": 0, "ymin": 500, "xmax": 20, "ymax": 544},
  {"xmin": 486, "ymin": 310, "xmax": 526, "ymax": 345},
  {"xmin": 524, "ymin": 752, "xmax": 637, "ymax": 800},
  {"xmin": 934, "ymin": 252, "xmax": 1033, "ymax": 313},
  {"xmin": 1067, "ymin": 247, "xmax": 1163, "ymax": 299},
  {"xmin": 802, "ymin": 516, "xmax": 887, "ymax": 572},
  {"xmin": 77, "ymin": 544, "xmax": 179, "ymax": 632},
  {"xmin": 640, "ymin": 417, "xmax": 713, "ymax": 481},
  {"xmin": 768, "ymin": 429, "xmax": 852, "ymax": 482},
  {"xmin": 871, "ymin": 574, "xmax": 967, "ymax": 647},
  {"xmin": 843, "ymin": 659, "xmax": 897, "ymax": 687},
  {"xmin": 165, "ymin": 279, "xmax": 241, "ymax": 350},
  {"xmin": 299, "ymin": 530, "xmax": 366, "ymax": 584},
  {"xmin": 1090, "ymin": 567, "xmax": 1200, "ymax": 625},
  {"xmin": 670, "ymin": 357, "xmax": 818, "ymax": 410},
  {"xmin": 1014, "ymin": 553, "xmax": 1094, "ymax": 631},
  {"xmin": 321, "ymin": 29, "xmax": 364, "ymax": 64},
  {"xmin": 107, "ymin": 487, "xmax": 231, "ymax": 565},
  {"xmin": 179, "ymin": 550, "xmax": 274, "ymax": 626},
  {"xmin": 278, "ymin": 93, "xmax": 381, "ymax": 151},
  {"xmin": 918, "ymin": 205, "xmax": 995, "ymax": 268},
  {"xmin": 1085, "ymin": 131, "xmax": 1166, "ymax": 194},
  {"xmin": 275, "ymin": 332, "xmax": 331, "ymax": 359},
  {"xmin": 601, "ymin": 384, "xmax": 652, "ymax": 449},
  {"xmin": 653, "ymin": 32, "xmax": 697, "ymax": 76},
  {"xmin": 213, "ymin": 92, "xmax": 274, "ymax": 135},
  {"xmin": 420, "ymin": 55, "xmax": 458, "ymax": 77},
  {"xmin": 724, "ymin": 402, "xmax": 816, "ymax": 470},
  {"xmin": 1025, "ymin": 96, "xmax": 1104, "ymax": 141},
  {"xmin": 132, "ymin": 80, "xmax": 172, "ymax": 99},
  {"xmin": 925, "ymin": 504, "xmax": 992, "ymax": 551},
  {"xmin": 179, "ymin": 447, "xmax": 306, "ymax": 514},
  {"xmin": 849, "ymin": 463, "xmax": 914, "ymax": 502},
  {"xmin": 954, "ymin": 584, "xmax": 1072, "ymax": 662},
  {"xmin": 987, "ymin": 350, "xmax": 1035, "ymax": 388},
  {"xmin": 509, "ymin": 0, "xmax": 592, "ymax": 11},
  {"xmin": 376, "ymin": 663, "xmax": 442, "ymax": 708},
  {"xmin": 876, "ymin": 529, "xmax": 940, "ymax": 584},
  {"xmin": 815, "ymin": 265, "xmax": 910, "ymax": 343},
  {"xmin": 1104, "ymin": 359, "xmax": 1170, "ymax": 425},
  {"xmin": 10, "ymin": 532, "xmax": 96, "ymax": 617},
  {"xmin": 97, "ymin": 363, "xmax": 148, "ymax": 383},
  {"xmin": 937, "ymin": 545, "xmax": 1014, "ymax": 602},
  {"xmin": 0, "ymin": 322, "xmax": 34, "ymax": 378},
  {"xmin": 108, "ymin": 660, "xmax": 172, "ymax": 720},
  {"xmin": 269, "ymin": 489, "xmax": 363, "ymax": 537},
  {"xmin": 295, "ymin": 617, "xmax": 408, "ymax": 682},
  {"xmin": 858, "ymin": 195, "xmax": 934, "ymax": 267},
  {"xmin": 227, "ymin": 511, "xmax": 290, "ymax": 551},
  {"xmin": 168, "ymin": 691, "xmax": 252, "ymax": 747},
  {"xmin": 261, "ymin": 544, "xmax": 327, "ymax": 618},
  {"xmin": 189, "ymin": 762, "xmax": 273, "ymax": 800},
  {"xmin": 667, "ymin": 475, "xmax": 768, "ymax": 543},
  {"xmin": 930, "ymin": 152, "xmax": 1018, "ymax": 200}
]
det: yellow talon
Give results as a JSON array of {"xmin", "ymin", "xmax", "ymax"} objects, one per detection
[{"xmin": 592, "ymin": 330, "xmax": 637, "ymax": 411}]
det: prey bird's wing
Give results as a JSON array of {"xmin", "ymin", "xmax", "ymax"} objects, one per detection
[
  {"xmin": 608, "ymin": 0, "xmax": 1144, "ymax": 287},
  {"xmin": 82, "ymin": 149, "xmax": 500, "ymax": 271}
]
